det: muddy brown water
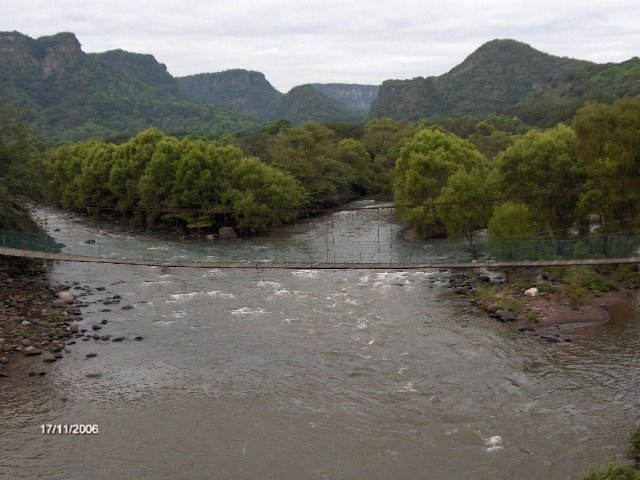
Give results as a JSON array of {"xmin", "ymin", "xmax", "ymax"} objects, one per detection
[{"xmin": 1, "ymin": 203, "xmax": 638, "ymax": 479}]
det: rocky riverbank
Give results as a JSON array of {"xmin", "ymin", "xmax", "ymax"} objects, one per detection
[
  {"xmin": 0, "ymin": 263, "xmax": 86, "ymax": 377},
  {"xmin": 450, "ymin": 265, "xmax": 640, "ymax": 342}
]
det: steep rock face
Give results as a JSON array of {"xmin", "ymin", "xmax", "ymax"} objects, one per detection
[
  {"xmin": 311, "ymin": 83, "xmax": 379, "ymax": 112},
  {"xmin": 274, "ymin": 84, "xmax": 364, "ymax": 124},
  {"xmin": 37, "ymin": 32, "xmax": 83, "ymax": 76},
  {"xmin": 0, "ymin": 31, "xmax": 83, "ymax": 78},
  {"xmin": 177, "ymin": 70, "xmax": 283, "ymax": 121},
  {"xmin": 369, "ymin": 39, "xmax": 593, "ymax": 121},
  {"xmin": 94, "ymin": 49, "xmax": 180, "ymax": 96}
]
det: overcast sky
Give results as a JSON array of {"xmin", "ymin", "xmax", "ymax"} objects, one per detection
[{"xmin": 1, "ymin": 0, "xmax": 639, "ymax": 92}]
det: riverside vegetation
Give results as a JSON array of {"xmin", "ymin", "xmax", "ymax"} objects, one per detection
[{"xmin": 34, "ymin": 94, "xmax": 640, "ymax": 258}]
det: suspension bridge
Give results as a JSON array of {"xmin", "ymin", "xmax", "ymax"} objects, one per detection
[
  {"xmin": 1, "ymin": 245, "xmax": 640, "ymax": 269},
  {"xmin": 2, "ymin": 205, "xmax": 639, "ymax": 270}
]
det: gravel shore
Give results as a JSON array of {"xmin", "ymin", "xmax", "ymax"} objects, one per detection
[{"xmin": 0, "ymin": 263, "xmax": 84, "ymax": 378}]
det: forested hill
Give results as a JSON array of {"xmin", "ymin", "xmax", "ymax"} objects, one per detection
[
  {"xmin": 511, "ymin": 57, "xmax": 640, "ymax": 126},
  {"xmin": 176, "ymin": 70, "xmax": 283, "ymax": 122},
  {"xmin": 369, "ymin": 39, "xmax": 594, "ymax": 121},
  {"xmin": 176, "ymin": 73, "xmax": 369, "ymax": 123},
  {"xmin": 93, "ymin": 49, "xmax": 181, "ymax": 97},
  {"xmin": 0, "ymin": 31, "xmax": 259, "ymax": 144},
  {"xmin": 273, "ymin": 85, "xmax": 365, "ymax": 124}
]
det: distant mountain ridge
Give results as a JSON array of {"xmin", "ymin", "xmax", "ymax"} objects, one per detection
[
  {"xmin": 1, "ymin": 31, "xmax": 638, "ymax": 143},
  {"xmin": 175, "ymin": 72, "xmax": 370, "ymax": 123},
  {"xmin": 369, "ymin": 39, "xmax": 594, "ymax": 121},
  {"xmin": 0, "ymin": 31, "xmax": 259, "ymax": 143},
  {"xmin": 274, "ymin": 84, "xmax": 364, "ymax": 124},
  {"xmin": 176, "ymin": 70, "xmax": 283, "ymax": 121}
]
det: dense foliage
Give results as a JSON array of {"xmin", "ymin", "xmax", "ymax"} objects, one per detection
[
  {"xmin": 393, "ymin": 127, "xmax": 489, "ymax": 239},
  {"xmin": 389, "ymin": 95, "xmax": 640, "ymax": 258},
  {"xmin": 574, "ymin": 96, "xmax": 640, "ymax": 230},
  {"xmin": 47, "ymin": 129, "xmax": 308, "ymax": 233}
]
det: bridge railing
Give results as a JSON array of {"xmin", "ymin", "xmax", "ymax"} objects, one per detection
[{"xmin": 2, "ymin": 226, "xmax": 639, "ymax": 265}]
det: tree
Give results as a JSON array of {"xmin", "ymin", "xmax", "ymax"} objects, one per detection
[
  {"xmin": 436, "ymin": 168, "xmax": 491, "ymax": 245},
  {"xmin": 270, "ymin": 121, "xmax": 357, "ymax": 208},
  {"xmin": 574, "ymin": 96, "xmax": 640, "ymax": 230},
  {"xmin": 393, "ymin": 127, "xmax": 487, "ymax": 237},
  {"xmin": 363, "ymin": 118, "xmax": 418, "ymax": 196},
  {"xmin": 334, "ymin": 139, "xmax": 374, "ymax": 195},
  {"xmin": 108, "ymin": 128, "xmax": 164, "ymax": 210},
  {"xmin": 468, "ymin": 121, "xmax": 513, "ymax": 159},
  {"xmin": 138, "ymin": 136, "xmax": 183, "ymax": 223},
  {"xmin": 0, "ymin": 108, "xmax": 45, "ymax": 200},
  {"xmin": 492, "ymin": 124, "xmax": 584, "ymax": 239},
  {"xmin": 488, "ymin": 202, "xmax": 534, "ymax": 238}
]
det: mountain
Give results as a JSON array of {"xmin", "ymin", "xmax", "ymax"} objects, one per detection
[
  {"xmin": 0, "ymin": 31, "xmax": 259, "ymax": 143},
  {"xmin": 369, "ymin": 39, "xmax": 593, "ymax": 122},
  {"xmin": 93, "ymin": 49, "xmax": 180, "ymax": 96},
  {"xmin": 177, "ymin": 69, "xmax": 283, "ymax": 121},
  {"xmin": 273, "ymin": 84, "xmax": 364, "ymax": 125},
  {"xmin": 311, "ymin": 83, "xmax": 379, "ymax": 112},
  {"xmin": 510, "ymin": 57, "xmax": 640, "ymax": 126}
]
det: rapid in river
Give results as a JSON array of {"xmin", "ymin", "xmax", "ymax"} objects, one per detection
[{"xmin": 1, "ymin": 202, "xmax": 638, "ymax": 479}]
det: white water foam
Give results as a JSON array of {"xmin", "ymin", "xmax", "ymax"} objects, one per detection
[
  {"xmin": 484, "ymin": 435, "xmax": 504, "ymax": 452},
  {"xmin": 206, "ymin": 291, "xmax": 235, "ymax": 299},
  {"xmin": 231, "ymin": 307, "xmax": 266, "ymax": 316},
  {"xmin": 292, "ymin": 270, "xmax": 319, "ymax": 279}
]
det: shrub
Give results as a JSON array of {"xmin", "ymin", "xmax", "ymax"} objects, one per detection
[{"xmin": 582, "ymin": 461, "xmax": 639, "ymax": 480}]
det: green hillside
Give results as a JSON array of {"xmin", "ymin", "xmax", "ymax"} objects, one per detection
[
  {"xmin": 177, "ymin": 69, "xmax": 283, "ymax": 122},
  {"xmin": 274, "ymin": 85, "xmax": 364, "ymax": 125},
  {"xmin": 369, "ymin": 39, "xmax": 593, "ymax": 122},
  {"xmin": 0, "ymin": 31, "xmax": 260, "ymax": 144},
  {"xmin": 511, "ymin": 57, "xmax": 640, "ymax": 126}
]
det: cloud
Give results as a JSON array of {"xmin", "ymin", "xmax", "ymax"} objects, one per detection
[{"xmin": 1, "ymin": 0, "xmax": 639, "ymax": 91}]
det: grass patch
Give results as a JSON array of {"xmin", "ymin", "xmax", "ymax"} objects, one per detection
[
  {"xmin": 526, "ymin": 313, "xmax": 539, "ymax": 325},
  {"xmin": 559, "ymin": 266, "xmax": 617, "ymax": 306},
  {"xmin": 472, "ymin": 282, "xmax": 499, "ymax": 305}
]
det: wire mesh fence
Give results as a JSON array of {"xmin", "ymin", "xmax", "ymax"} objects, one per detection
[{"xmin": 2, "ymin": 206, "xmax": 640, "ymax": 266}]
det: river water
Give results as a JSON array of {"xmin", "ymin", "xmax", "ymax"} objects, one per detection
[{"xmin": 1, "ymin": 203, "xmax": 639, "ymax": 479}]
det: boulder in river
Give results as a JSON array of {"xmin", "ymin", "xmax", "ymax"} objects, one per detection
[
  {"xmin": 218, "ymin": 227, "xmax": 237, "ymax": 239},
  {"xmin": 58, "ymin": 291, "xmax": 75, "ymax": 303}
]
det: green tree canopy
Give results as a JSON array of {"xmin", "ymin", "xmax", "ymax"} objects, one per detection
[
  {"xmin": 393, "ymin": 127, "xmax": 488, "ymax": 237},
  {"xmin": 492, "ymin": 124, "xmax": 583, "ymax": 237},
  {"xmin": 574, "ymin": 96, "xmax": 640, "ymax": 230},
  {"xmin": 436, "ymin": 167, "xmax": 491, "ymax": 244},
  {"xmin": 47, "ymin": 129, "xmax": 309, "ymax": 233}
]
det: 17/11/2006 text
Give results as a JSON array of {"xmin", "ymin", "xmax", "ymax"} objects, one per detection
[{"xmin": 41, "ymin": 424, "xmax": 99, "ymax": 434}]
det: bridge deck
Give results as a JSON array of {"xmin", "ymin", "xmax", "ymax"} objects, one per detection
[{"xmin": 1, "ymin": 247, "xmax": 639, "ymax": 270}]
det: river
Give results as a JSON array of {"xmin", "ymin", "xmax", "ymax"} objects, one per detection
[{"xmin": 1, "ymin": 202, "xmax": 639, "ymax": 479}]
